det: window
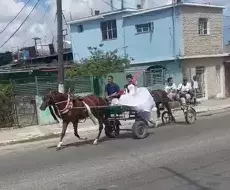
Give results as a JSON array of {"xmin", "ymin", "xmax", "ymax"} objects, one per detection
[
  {"xmin": 198, "ymin": 18, "xmax": 209, "ymax": 35},
  {"xmin": 135, "ymin": 22, "xmax": 154, "ymax": 34},
  {"xmin": 77, "ymin": 25, "xmax": 83, "ymax": 33},
  {"xmin": 100, "ymin": 20, "xmax": 117, "ymax": 40}
]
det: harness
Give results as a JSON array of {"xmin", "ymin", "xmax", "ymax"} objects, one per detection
[{"xmin": 55, "ymin": 94, "xmax": 73, "ymax": 114}]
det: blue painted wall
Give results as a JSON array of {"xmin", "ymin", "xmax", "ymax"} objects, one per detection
[
  {"xmin": 223, "ymin": 16, "xmax": 230, "ymax": 45},
  {"xmin": 70, "ymin": 12, "xmax": 132, "ymax": 61},
  {"xmin": 123, "ymin": 8, "xmax": 183, "ymax": 64},
  {"xmin": 69, "ymin": 7, "xmax": 183, "ymax": 63}
]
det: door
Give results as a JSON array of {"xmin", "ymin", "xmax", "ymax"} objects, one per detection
[
  {"xmin": 195, "ymin": 66, "xmax": 205, "ymax": 98},
  {"xmin": 224, "ymin": 62, "xmax": 230, "ymax": 97}
]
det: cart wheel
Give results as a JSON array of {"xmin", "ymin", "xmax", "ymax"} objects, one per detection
[
  {"xmin": 105, "ymin": 120, "xmax": 120, "ymax": 138},
  {"xmin": 190, "ymin": 107, "xmax": 197, "ymax": 120},
  {"xmin": 161, "ymin": 111, "xmax": 174, "ymax": 124},
  {"xmin": 185, "ymin": 108, "xmax": 196, "ymax": 124},
  {"xmin": 132, "ymin": 120, "xmax": 148, "ymax": 139}
]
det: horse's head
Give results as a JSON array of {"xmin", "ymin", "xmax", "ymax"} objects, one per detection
[{"xmin": 40, "ymin": 89, "xmax": 55, "ymax": 111}]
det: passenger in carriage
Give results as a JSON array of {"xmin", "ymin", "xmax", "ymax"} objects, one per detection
[
  {"xmin": 177, "ymin": 76, "xmax": 193, "ymax": 106},
  {"xmin": 165, "ymin": 77, "xmax": 177, "ymax": 100}
]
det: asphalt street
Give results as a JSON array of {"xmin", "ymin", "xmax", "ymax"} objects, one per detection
[{"xmin": 0, "ymin": 112, "xmax": 230, "ymax": 190}]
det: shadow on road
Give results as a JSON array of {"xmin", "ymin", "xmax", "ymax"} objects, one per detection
[{"xmin": 46, "ymin": 131, "xmax": 154, "ymax": 151}]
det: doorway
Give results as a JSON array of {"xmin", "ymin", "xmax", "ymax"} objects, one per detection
[
  {"xmin": 224, "ymin": 62, "xmax": 230, "ymax": 97},
  {"xmin": 195, "ymin": 66, "xmax": 205, "ymax": 98}
]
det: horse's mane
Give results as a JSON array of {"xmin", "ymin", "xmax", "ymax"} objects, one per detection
[{"xmin": 49, "ymin": 106, "xmax": 61, "ymax": 121}]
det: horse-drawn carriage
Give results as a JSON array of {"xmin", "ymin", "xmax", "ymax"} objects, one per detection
[
  {"xmin": 160, "ymin": 99, "xmax": 197, "ymax": 125},
  {"xmin": 103, "ymin": 105, "xmax": 150, "ymax": 139}
]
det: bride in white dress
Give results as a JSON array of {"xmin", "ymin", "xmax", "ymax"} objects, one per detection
[{"xmin": 111, "ymin": 74, "xmax": 157, "ymax": 125}]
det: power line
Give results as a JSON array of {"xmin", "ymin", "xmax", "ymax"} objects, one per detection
[
  {"xmin": 22, "ymin": 0, "xmax": 52, "ymax": 47},
  {"xmin": 0, "ymin": 0, "xmax": 42, "ymax": 49},
  {"xmin": 62, "ymin": 11, "xmax": 68, "ymax": 26},
  {"xmin": 0, "ymin": 0, "xmax": 32, "ymax": 35},
  {"xmin": 101, "ymin": 0, "xmax": 118, "ymax": 10}
]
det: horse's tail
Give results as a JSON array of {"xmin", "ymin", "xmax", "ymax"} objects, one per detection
[{"xmin": 82, "ymin": 101, "xmax": 98, "ymax": 125}]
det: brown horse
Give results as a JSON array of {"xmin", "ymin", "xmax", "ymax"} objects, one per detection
[
  {"xmin": 150, "ymin": 89, "xmax": 175, "ymax": 122},
  {"xmin": 40, "ymin": 90, "xmax": 108, "ymax": 150}
]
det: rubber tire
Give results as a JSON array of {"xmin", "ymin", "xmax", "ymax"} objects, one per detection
[
  {"xmin": 161, "ymin": 111, "xmax": 173, "ymax": 124},
  {"xmin": 132, "ymin": 120, "xmax": 148, "ymax": 139},
  {"xmin": 190, "ymin": 107, "xmax": 197, "ymax": 120},
  {"xmin": 185, "ymin": 108, "xmax": 196, "ymax": 124},
  {"xmin": 105, "ymin": 120, "xmax": 120, "ymax": 138}
]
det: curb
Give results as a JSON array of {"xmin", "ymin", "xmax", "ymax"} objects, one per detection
[
  {"xmin": 0, "ymin": 106, "xmax": 230, "ymax": 147},
  {"xmin": 0, "ymin": 126, "xmax": 98, "ymax": 147}
]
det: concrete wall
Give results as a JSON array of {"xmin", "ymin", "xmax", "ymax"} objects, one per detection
[
  {"xmin": 123, "ymin": 8, "xmax": 183, "ymax": 63},
  {"xmin": 70, "ymin": 7, "xmax": 183, "ymax": 63},
  {"xmin": 182, "ymin": 57, "xmax": 225, "ymax": 99},
  {"xmin": 70, "ymin": 12, "xmax": 131, "ymax": 62},
  {"xmin": 36, "ymin": 96, "xmax": 57, "ymax": 126},
  {"xmin": 181, "ymin": 6, "xmax": 223, "ymax": 56}
]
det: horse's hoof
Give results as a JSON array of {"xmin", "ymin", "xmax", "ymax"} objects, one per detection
[
  {"xmin": 56, "ymin": 147, "xmax": 61, "ymax": 151},
  {"xmin": 93, "ymin": 139, "xmax": 98, "ymax": 145}
]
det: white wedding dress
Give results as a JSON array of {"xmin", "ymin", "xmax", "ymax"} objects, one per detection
[{"xmin": 111, "ymin": 84, "xmax": 157, "ymax": 123}]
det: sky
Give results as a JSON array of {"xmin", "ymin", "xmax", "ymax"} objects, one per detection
[{"xmin": 0, "ymin": 0, "xmax": 229, "ymax": 52}]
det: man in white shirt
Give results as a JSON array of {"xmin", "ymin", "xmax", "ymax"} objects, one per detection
[
  {"xmin": 165, "ymin": 77, "xmax": 177, "ymax": 100},
  {"xmin": 177, "ymin": 77, "xmax": 192, "ymax": 105}
]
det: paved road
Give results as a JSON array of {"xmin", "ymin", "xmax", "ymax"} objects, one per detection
[{"xmin": 1, "ymin": 112, "xmax": 230, "ymax": 190}]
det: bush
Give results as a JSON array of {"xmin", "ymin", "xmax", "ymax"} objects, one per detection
[{"xmin": 0, "ymin": 83, "xmax": 15, "ymax": 128}]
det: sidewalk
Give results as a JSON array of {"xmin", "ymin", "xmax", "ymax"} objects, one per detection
[{"xmin": 0, "ymin": 98, "xmax": 229, "ymax": 146}]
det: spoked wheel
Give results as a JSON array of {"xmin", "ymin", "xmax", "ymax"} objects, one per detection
[
  {"xmin": 132, "ymin": 120, "xmax": 148, "ymax": 139},
  {"xmin": 161, "ymin": 111, "xmax": 174, "ymax": 124},
  {"xmin": 185, "ymin": 108, "xmax": 196, "ymax": 124},
  {"xmin": 105, "ymin": 119, "xmax": 120, "ymax": 138}
]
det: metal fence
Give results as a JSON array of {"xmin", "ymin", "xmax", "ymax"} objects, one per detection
[
  {"xmin": 12, "ymin": 76, "xmax": 93, "ymax": 96},
  {"xmin": 0, "ymin": 76, "xmax": 93, "ymax": 128}
]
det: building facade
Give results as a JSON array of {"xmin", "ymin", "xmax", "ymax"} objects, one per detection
[{"xmin": 69, "ymin": 2, "xmax": 227, "ymax": 98}]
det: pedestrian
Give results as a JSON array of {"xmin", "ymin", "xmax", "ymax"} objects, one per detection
[{"xmin": 191, "ymin": 75, "xmax": 199, "ymax": 105}]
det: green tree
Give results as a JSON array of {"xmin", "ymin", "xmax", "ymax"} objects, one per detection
[
  {"xmin": 67, "ymin": 45, "xmax": 131, "ymax": 78},
  {"xmin": 0, "ymin": 51, "xmax": 13, "ymax": 66}
]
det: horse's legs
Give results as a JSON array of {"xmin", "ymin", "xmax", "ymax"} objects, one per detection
[
  {"xmin": 154, "ymin": 103, "xmax": 161, "ymax": 127},
  {"xmin": 156, "ymin": 103, "xmax": 161, "ymax": 118},
  {"xmin": 164, "ymin": 102, "xmax": 175, "ymax": 122},
  {"xmin": 93, "ymin": 117, "xmax": 104, "ymax": 145},
  {"xmin": 57, "ymin": 121, "xmax": 69, "ymax": 150},
  {"xmin": 73, "ymin": 120, "xmax": 87, "ymax": 140}
]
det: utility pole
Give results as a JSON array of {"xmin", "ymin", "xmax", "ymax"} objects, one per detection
[
  {"xmin": 110, "ymin": 0, "xmax": 114, "ymax": 11},
  {"xmin": 57, "ymin": 0, "xmax": 64, "ymax": 93},
  {"xmin": 121, "ymin": 0, "xmax": 124, "ymax": 10}
]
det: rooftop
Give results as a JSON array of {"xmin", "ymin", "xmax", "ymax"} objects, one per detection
[{"xmin": 68, "ymin": 2, "xmax": 225, "ymax": 25}]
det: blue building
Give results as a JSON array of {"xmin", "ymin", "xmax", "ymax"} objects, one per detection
[{"xmin": 68, "ymin": 2, "xmax": 228, "ymax": 98}]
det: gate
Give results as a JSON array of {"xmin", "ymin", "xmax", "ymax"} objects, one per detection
[
  {"xmin": 195, "ymin": 66, "xmax": 205, "ymax": 98},
  {"xmin": 144, "ymin": 66, "xmax": 167, "ymax": 90},
  {"xmin": 14, "ymin": 95, "xmax": 38, "ymax": 127}
]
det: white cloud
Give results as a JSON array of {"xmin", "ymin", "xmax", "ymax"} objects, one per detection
[{"xmin": 0, "ymin": 0, "xmax": 229, "ymax": 52}]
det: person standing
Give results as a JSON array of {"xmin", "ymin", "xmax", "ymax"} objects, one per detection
[
  {"xmin": 104, "ymin": 75, "xmax": 120, "ymax": 99},
  {"xmin": 191, "ymin": 75, "xmax": 199, "ymax": 105}
]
